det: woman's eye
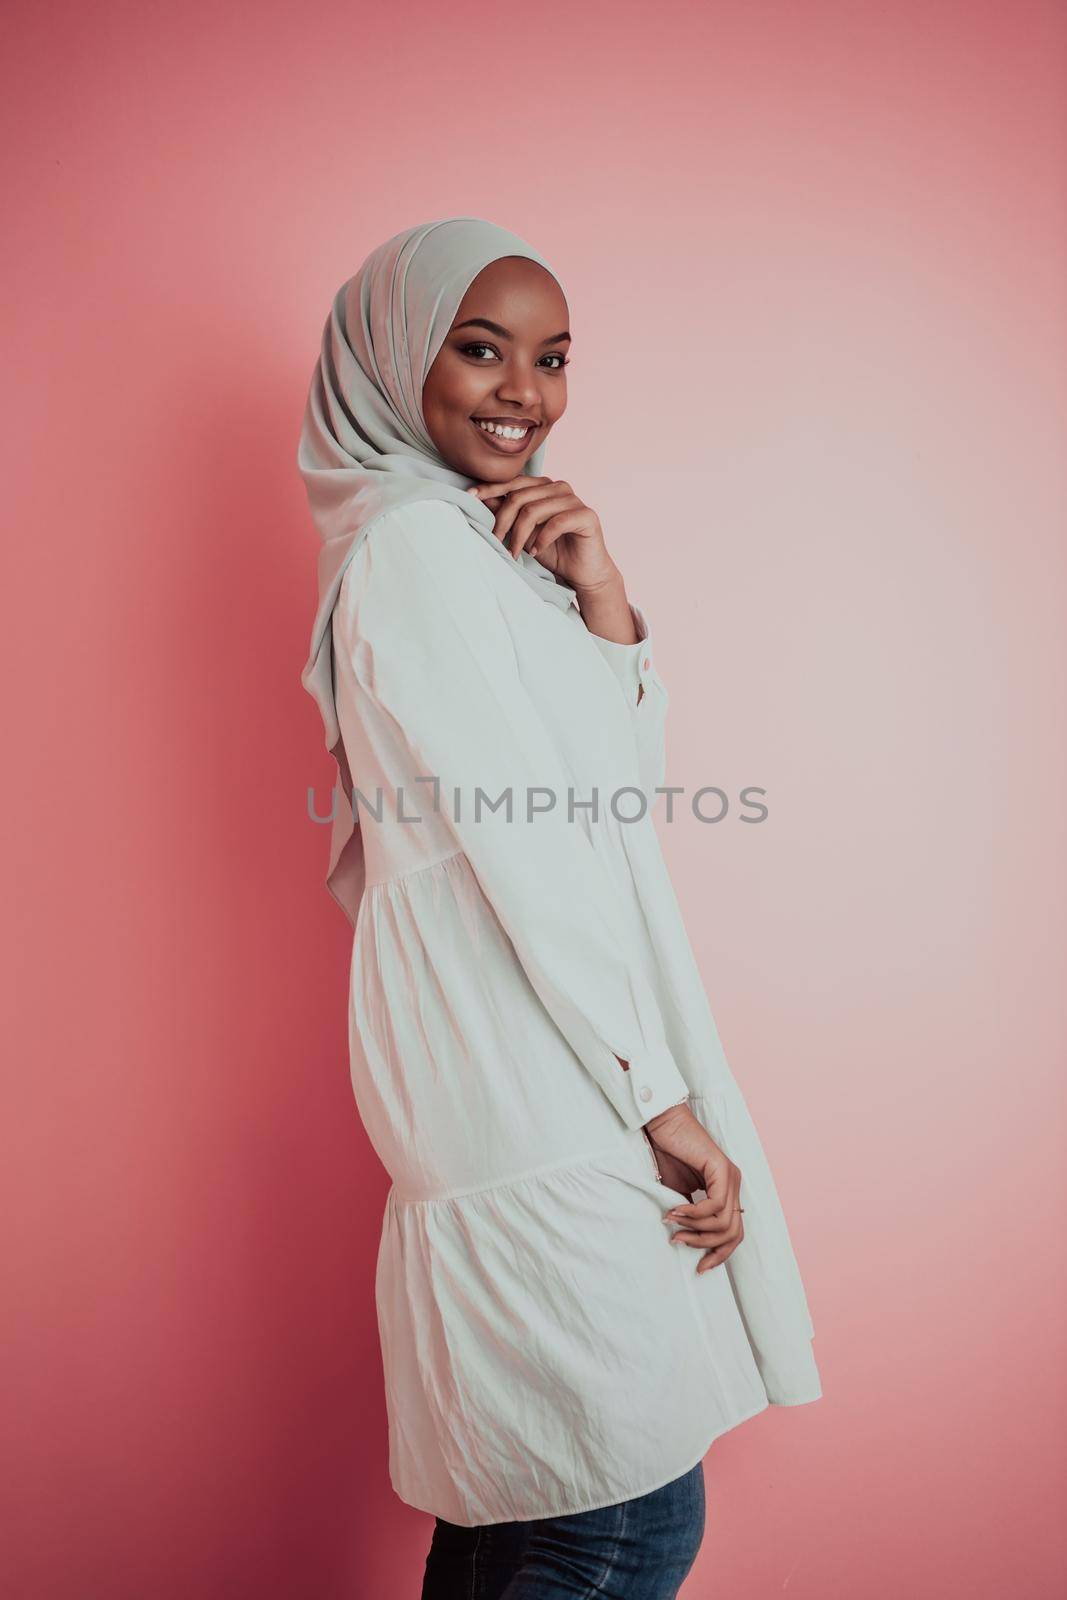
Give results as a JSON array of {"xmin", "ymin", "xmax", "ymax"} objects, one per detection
[{"xmin": 458, "ymin": 342, "xmax": 569, "ymax": 371}]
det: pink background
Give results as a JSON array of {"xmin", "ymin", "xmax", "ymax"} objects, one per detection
[{"xmin": 4, "ymin": 0, "xmax": 1065, "ymax": 1594}]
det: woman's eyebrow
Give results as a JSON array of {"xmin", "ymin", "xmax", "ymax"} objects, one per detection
[{"xmin": 453, "ymin": 317, "xmax": 571, "ymax": 345}]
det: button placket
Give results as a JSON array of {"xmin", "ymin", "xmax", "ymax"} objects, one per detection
[
  {"xmin": 627, "ymin": 1058, "xmax": 655, "ymax": 1111},
  {"xmin": 637, "ymin": 641, "xmax": 653, "ymax": 696}
]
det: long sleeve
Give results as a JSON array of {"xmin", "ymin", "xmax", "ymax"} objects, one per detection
[
  {"xmin": 583, "ymin": 603, "xmax": 669, "ymax": 800},
  {"xmin": 338, "ymin": 502, "xmax": 691, "ymax": 1132}
]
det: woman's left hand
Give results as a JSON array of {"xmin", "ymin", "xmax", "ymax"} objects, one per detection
[
  {"xmin": 467, "ymin": 476, "xmax": 620, "ymax": 594},
  {"xmin": 648, "ymin": 1140, "xmax": 705, "ymax": 1201}
]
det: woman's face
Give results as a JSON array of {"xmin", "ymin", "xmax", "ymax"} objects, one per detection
[{"xmin": 422, "ymin": 255, "xmax": 570, "ymax": 482}]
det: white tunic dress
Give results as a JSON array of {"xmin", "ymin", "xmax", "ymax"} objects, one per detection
[{"xmin": 329, "ymin": 498, "xmax": 821, "ymax": 1527}]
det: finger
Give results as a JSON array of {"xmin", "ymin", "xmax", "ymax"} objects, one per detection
[
  {"xmin": 494, "ymin": 489, "xmax": 547, "ymax": 554},
  {"xmin": 667, "ymin": 1183, "xmax": 743, "ymax": 1241},
  {"xmin": 490, "ymin": 487, "xmax": 571, "ymax": 554},
  {"xmin": 527, "ymin": 507, "xmax": 586, "ymax": 559},
  {"xmin": 465, "ymin": 483, "xmax": 525, "ymax": 534},
  {"xmin": 671, "ymin": 1230, "xmax": 734, "ymax": 1254},
  {"xmin": 696, "ymin": 1238, "xmax": 742, "ymax": 1274},
  {"xmin": 699, "ymin": 1222, "xmax": 745, "ymax": 1268},
  {"xmin": 667, "ymin": 1181, "xmax": 732, "ymax": 1225},
  {"xmin": 468, "ymin": 477, "xmax": 551, "ymax": 522},
  {"xmin": 668, "ymin": 1209, "xmax": 742, "ymax": 1248},
  {"xmin": 499, "ymin": 494, "xmax": 575, "ymax": 560},
  {"xmin": 668, "ymin": 1212, "xmax": 738, "ymax": 1246},
  {"xmin": 670, "ymin": 1214, "xmax": 744, "ymax": 1258},
  {"xmin": 696, "ymin": 1190, "xmax": 742, "ymax": 1237},
  {"xmin": 508, "ymin": 498, "xmax": 580, "ymax": 560},
  {"xmin": 468, "ymin": 476, "xmax": 550, "ymax": 499}
]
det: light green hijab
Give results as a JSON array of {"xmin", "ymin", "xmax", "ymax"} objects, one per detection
[{"xmin": 297, "ymin": 216, "xmax": 575, "ymax": 926}]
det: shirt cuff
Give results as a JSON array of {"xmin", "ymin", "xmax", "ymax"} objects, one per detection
[
  {"xmin": 586, "ymin": 604, "xmax": 656, "ymax": 705},
  {"xmin": 620, "ymin": 1040, "xmax": 692, "ymax": 1125}
]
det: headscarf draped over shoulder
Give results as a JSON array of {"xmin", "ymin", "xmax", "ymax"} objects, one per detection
[{"xmin": 297, "ymin": 216, "xmax": 574, "ymax": 927}]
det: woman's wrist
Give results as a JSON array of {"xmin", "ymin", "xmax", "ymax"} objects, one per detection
[
  {"xmin": 575, "ymin": 568, "xmax": 639, "ymax": 646},
  {"xmin": 644, "ymin": 1099, "xmax": 692, "ymax": 1136}
]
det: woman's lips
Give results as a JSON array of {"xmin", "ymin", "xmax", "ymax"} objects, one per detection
[{"xmin": 469, "ymin": 417, "xmax": 536, "ymax": 455}]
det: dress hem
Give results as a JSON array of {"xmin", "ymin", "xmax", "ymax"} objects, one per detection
[{"xmin": 393, "ymin": 1394, "xmax": 773, "ymax": 1529}]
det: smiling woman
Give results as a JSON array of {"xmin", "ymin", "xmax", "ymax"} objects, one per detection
[
  {"xmin": 297, "ymin": 215, "xmax": 820, "ymax": 1600},
  {"xmin": 421, "ymin": 258, "xmax": 571, "ymax": 469}
]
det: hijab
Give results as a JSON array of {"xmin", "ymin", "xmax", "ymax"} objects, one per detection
[{"xmin": 297, "ymin": 216, "xmax": 576, "ymax": 928}]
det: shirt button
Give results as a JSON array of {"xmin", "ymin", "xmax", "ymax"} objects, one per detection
[
  {"xmin": 642, "ymin": 657, "xmax": 651, "ymax": 671},
  {"xmin": 639, "ymin": 1085, "xmax": 653, "ymax": 1102}
]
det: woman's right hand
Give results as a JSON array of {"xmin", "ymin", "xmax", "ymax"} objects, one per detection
[{"xmin": 644, "ymin": 1103, "xmax": 745, "ymax": 1275}]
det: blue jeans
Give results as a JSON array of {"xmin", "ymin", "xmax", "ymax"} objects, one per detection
[{"xmin": 420, "ymin": 1461, "xmax": 706, "ymax": 1599}]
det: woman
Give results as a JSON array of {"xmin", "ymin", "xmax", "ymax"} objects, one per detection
[{"xmin": 298, "ymin": 217, "xmax": 821, "ymax": 1598}]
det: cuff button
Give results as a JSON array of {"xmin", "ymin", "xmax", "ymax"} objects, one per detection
[{"xmin": 638, "ymin": 1085, "xmax": 653, "ymax": 1102}]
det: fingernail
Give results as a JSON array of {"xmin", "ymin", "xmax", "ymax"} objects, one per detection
[{"xmin": 465, "ymin": 486, "xmax": 480, "ymax": 495}]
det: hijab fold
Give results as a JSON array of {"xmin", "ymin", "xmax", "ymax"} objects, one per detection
[{"xmin": 297, "ymin": 216, "xmax": 574, "ymax": 927}]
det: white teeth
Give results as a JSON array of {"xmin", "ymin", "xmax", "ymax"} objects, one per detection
[{"xmin": 475, "ymin": 420, "xmax": 530, "ymax": 440}]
